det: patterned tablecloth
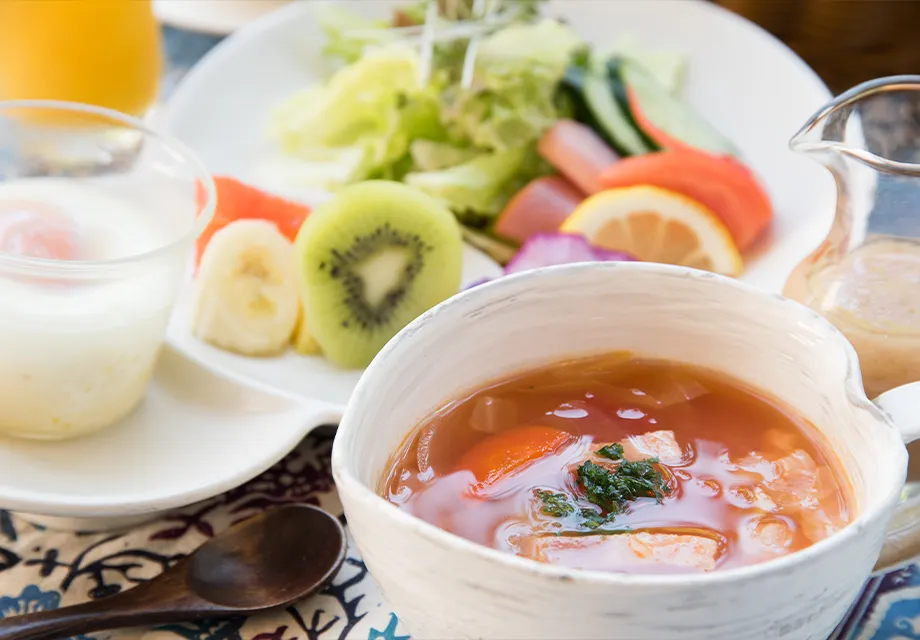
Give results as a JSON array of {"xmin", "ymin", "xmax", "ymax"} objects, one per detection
[{"xmin": 2, "ymin": 24, "xmax": 920, "ymax": 640}]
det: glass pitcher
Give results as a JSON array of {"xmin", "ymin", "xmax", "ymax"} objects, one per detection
[{"xmin": 784, "ymin": 75, "xmax": 920, "ymax": 400}]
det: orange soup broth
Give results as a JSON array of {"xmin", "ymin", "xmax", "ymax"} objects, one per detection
[{"xmin": 381, "ymin": 354, "xmax": 853, "ymax": 575}]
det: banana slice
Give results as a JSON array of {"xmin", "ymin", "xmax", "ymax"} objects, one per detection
[{"xmin": 191, "ymin": 219, "xmax": 300, "ymax": 356}]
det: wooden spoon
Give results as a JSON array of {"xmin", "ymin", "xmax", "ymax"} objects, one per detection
[{"xmin": 0, "ymin": 505, "xmax": 346, "ymax": 640}]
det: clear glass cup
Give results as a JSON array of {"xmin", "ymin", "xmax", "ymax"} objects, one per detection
[
  {"xmin": 0, "ymin": 100, "xmax": 215, "ymax": 440},
  {"xmin": 0, "ymin": 0, "xmax": 162, "ymax": 117}
]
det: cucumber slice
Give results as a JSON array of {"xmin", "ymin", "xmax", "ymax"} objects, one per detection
[
  {"xmin": 582, "ymin": 55, "xmax": 652, "ymax": 157},
  {"xmin": 598, "ymin": 37, "xmax": 687, "ymax": 94},
  {"xmin": 606, "ymin": 59, "xmax": 659, "ymax": 152},
  {"xmin": 624, "ymin": 50, "xmax": 686, "ymax": 95},
  {"xmin": 559, "ymin": 64, "xmax": 609, "ymax": 144},
  {"xmin": 614, "ymin": 59, "xmax": 739, "ymax": 156}
]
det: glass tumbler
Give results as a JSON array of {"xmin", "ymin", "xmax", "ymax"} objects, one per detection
[
  {"xmin": 0, "ymin": 0, "xmax": 163, "ymax": 117},
  {"xmin": 0, "ymin": 101, "xmax": 215, "ymax": 440}
]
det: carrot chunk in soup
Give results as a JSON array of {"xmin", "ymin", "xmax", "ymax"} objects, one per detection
[
  {"xmin": 382, "ymin": 355, "xmax": 853, "ymax": 575},
  {"xmin": 457, "ymin": 425, "xmax": 574, "ymax": 491}
]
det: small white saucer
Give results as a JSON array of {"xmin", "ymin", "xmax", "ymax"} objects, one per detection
[
  {"xmin": 155, "ymin": 0, "xmax": 291, "ymax": 36},
  {"xmin": 0, "ymin": 346, "xmax": 342, "ymax": 532}
]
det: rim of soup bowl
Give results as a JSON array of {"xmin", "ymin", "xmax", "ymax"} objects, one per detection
[{"xmin": 331, "ymin": 261, "xmax": 908, "ymax": 587}]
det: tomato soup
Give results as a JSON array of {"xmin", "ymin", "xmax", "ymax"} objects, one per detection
[{"xmin": 381, "ymin": 354, "xmax": 853, "ymax": 575}]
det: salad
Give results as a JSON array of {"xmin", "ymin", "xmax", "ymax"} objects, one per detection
[
  {"xmin": 265, "ymin": 0, "xmax": 772, "ymax": 266},
  {"xmin": 189, "ymin": 0, "xmax": 774, "ymax": 370}
]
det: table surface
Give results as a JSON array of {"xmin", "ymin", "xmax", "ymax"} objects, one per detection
[{"xmin": 2, "ymin": 24, "xmax": 920, "ymax": 640}]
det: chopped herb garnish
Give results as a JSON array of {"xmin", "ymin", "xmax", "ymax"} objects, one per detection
[
  {"xmin": 536, "ymin": 490, "xmax": 575, "ymax": 517},
  {"xmin": 596, "ymin": 442, "xmax": 625, "ymax": 461},
  {"xmin": 534, "ymin": 445, "xmax": 670, "ymax": 530},
  {"xmin": 577, "ymin": 456, "xmax": 670, "ymax": 514},
  {"xmin": 578, "ymin": 508, "xmax": 613, "ymax": 530}
]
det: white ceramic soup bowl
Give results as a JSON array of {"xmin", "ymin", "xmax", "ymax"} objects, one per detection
[{"xmin": 332, "ymin": 262, "xmax": 920, "ymax": 640}]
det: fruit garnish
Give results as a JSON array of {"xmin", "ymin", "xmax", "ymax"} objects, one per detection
[
  {"xmin": 295, "ymin": 180, "xmax": 463, "ymax": 369},
  {"xmin": 494, "ymin": 175, "xmax": 583, "ymax": 245},
  {"xmin": 196, "ymin": 177, "xmax": 310, "ymax": 266},
  {"xmin": 560, "ymin": 185, "xmax": 743, "ymax": 276},
  {"xmin": 504, "ymin": 232, "xmax": 635, "ymax": 275},
  {"xmin": 598, "ymin": 149, "xmax": 772, "ymax": 251},
  {"xmin": 0, "ymin": 200, "xmax": 80, "ymax": 261},
  {"xmin": 292, "ymin": 306, "xmax": 323, "ymax": 356},
  {"xmin": 457, "ymin": 425, "xmax": 574, "ymax": 492},
  {"xmin": 191, "ymin": 219, "xmax": 300, "ymax": 356}
]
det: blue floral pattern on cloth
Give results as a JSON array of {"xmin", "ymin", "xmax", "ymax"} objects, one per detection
[
  {"xmin": 0, "ymin": 584, "xmax": 61, "ymax": 617},
  {"xmin": 0, "ymin": 433, "xmax": 413, "ymax": 640},
  {"xmin": 0, "ymin": 584, "xmax": 94, "ymax": 640},
  {"xmin": 830, "ymin": 565, "xmax": 920, "ymax": 640}
]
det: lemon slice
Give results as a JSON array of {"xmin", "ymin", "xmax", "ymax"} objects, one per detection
[{"xmin": 560, "ymin": 185, "xmax": 743, "ymax": 276}]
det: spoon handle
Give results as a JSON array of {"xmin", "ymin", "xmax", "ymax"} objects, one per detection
[
  {"xmin": 0, "ymin": 571, "xmax": 203, "ymax": 640},
  {"xmin": 0, "ymin": 597, "xmax": 127, "ymax": 640},
  {"xmin": 0, "ymin": 596, "xmax": 132, "ymax": 640}
]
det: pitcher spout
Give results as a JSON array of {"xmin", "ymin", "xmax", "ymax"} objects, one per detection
[{"xmin": 790, "ymin": 75, "xmax": 920, "ymax": 177}]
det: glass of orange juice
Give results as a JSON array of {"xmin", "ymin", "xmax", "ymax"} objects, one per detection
[{"xmin": 0, "ymin": 0, "xmax": 162, "ymax": 117}]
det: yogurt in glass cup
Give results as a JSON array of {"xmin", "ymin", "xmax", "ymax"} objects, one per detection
[{"xmin": 0, "ymin": 100, "xmax": 215, "ymax": 440}]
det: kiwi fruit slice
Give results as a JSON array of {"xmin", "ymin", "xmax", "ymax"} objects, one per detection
[{"xmin": 295, "ymin": 180, "xmax": 463, "ymax": 369}]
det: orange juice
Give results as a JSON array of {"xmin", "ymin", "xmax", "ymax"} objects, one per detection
[{"xmin": 0, "ymin": 0, "xmax": 162, "ymax": 116}]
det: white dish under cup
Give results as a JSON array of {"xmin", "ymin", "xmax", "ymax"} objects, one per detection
[
  {"xmin": 154, "ymin": 0, "xmax": 291, "ymax": 36},
  {"xmin": 0, "ymin": 101, "xmax": 340, "ymax": 531},
  {"xmin": 0, "ymin": 346, "xmax": 342, "ymax": 532},
  {"xmin": 333, "ymin": 262, "xmax": 920, "ymax": 640}
]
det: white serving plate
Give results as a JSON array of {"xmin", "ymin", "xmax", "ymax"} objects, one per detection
[
  {"xmin": 163, "ymin": 0, "xmax": 836, "ymax": 405},
  {"xmin": 0, "ymin": 347, "xmax": 340, "ymax": 530}
]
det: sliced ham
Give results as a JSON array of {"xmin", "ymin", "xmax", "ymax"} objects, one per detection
[
  {"xmin": 538, "ymin": 120, "xmax": 619, "ymax": 195},
  {"xmin": 493, "ymin": 175, "xmax": 583, "ymax": 245},
  {"xmin": 521, "ymin": 531, "xmax": 720, "ymax": 572}
]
